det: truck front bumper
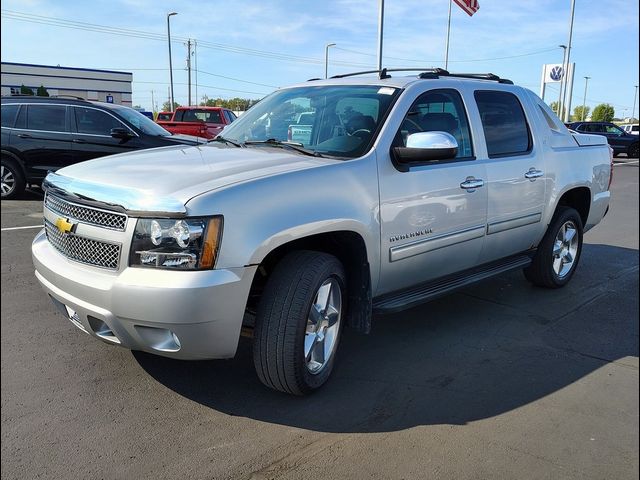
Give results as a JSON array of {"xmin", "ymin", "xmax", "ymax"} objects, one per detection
[{"xmin": 32, "ymin": 229, "xmax": 256, "ymax": 360}]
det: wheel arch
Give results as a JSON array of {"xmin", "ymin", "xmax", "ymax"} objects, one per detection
[
  {"xmin": 1, "ymin": 149, "xmax": 27, "ymax": 177},
  {"xmin": 246, "ymin": 230, "xmax": 372, "ymax": 334},
  {"xmin": 555, "ymin": 186, "xmax": 591, "ymax": 227}
]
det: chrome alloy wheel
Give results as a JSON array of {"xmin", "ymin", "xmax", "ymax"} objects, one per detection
[
  {"xmin": 1, "ymin": 165, "xmax": 16, "ymax": 196},
  {"xmin": 552, "ymin": 220, "xmax": 579, "ymax": 278},
  {"xmin": 304, "ymin": 277, "xmax": 342, "ymax": 375}
]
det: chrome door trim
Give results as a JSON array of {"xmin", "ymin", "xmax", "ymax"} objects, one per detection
[
  {"xmin": 389, "ymin": 224, "xmax": 485, "ymax": 262},
  {"xmin": 487, "ymin": 212, "xmax": 542, "ymax": 235}
]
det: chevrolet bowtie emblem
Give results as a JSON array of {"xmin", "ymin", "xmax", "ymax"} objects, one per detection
[{"xmin": 55, "ymin": 217, "xmax": 75, "ymax": 234}]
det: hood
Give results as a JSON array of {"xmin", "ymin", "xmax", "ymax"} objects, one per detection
[
  {"xmin": 46, "ymin": 144, "xmax": 330, "ymax": 214},
  {"xmin": 163, "ymin": 133, "xmax": 207, "ymax": 145}
]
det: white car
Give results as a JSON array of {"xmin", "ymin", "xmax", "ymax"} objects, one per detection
[{"xmin": 621, "ymin": 124, "xmax": 639, "ymax": 135}]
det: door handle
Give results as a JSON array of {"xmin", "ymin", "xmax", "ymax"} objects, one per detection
[
  {"xmin": 524, "ymin": 168, "xmax": 544, "ymax": 180},
  {"xmin": 17, "ymin": 133, "xmax": 32, "ymax": 138},
  {"xmin": 72, "ymin": 139, "xmax": 86, "ymax": 144},
  {"xmin": 460, "ymin": 178, "xmax": 484, "ymax": 190}
]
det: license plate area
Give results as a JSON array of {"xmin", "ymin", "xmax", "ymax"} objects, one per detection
[{"xmin": 49, "ymin": 295, "xmax": 89, "ymax": 334}]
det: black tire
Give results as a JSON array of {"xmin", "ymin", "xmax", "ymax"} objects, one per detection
[
  {"xmin": 1, "ymin": 157, "xmax": 25, "ymax": 200},
  {"xmin": 524, "ymin": 206, "xmax": 583, "ymax": 288},
  {"xmin": 628, "ymin": 143, "xmax": 639, "ymax": 159},
  {"xmin": 253, "ymin": 250, "xmax": 346, "ymax": 395}
]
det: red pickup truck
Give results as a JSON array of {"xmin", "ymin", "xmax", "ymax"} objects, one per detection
[{"xmin": 157, "ymin": 106, "xmax": 237, "ymax": 139}]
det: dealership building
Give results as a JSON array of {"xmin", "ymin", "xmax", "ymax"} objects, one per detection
[{"xmin": 0, "ymin": 62, "xmax": 132, "ymax": 105}]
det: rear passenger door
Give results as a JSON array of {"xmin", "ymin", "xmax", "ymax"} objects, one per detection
[
  {"xmin": 11, "ymin": 104, "xmax": 73, "ymax": 178},
  {"xmin": 71, "ymin": 106, "xmax": 140, "ymax": 163},
  {"xmin": 474, "ymin": 90, "xmax": 546, "ymax": 263}
]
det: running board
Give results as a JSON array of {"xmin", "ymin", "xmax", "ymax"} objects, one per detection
[{"xmin": 373, "ymin": 254, "xmax": 532, "ymax": 315}]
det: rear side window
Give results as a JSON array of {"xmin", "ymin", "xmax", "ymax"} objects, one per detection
[
  {"xmin": 1, "ymin": 104, "xmax": 19, "ymax": 127},
  {"xmin": 27, "ymin": 105, "xmax": 67, "ymax": 132},
  {"xmin": 74, "ymin": 107, "xmax": 123, "ymax": 135},
  {"xmin": 475, "ymin": 91, "xmax": 531, "ymax": 157},
  {"xmin": 579, "ymin": 123, "xmax": 604, "ymax": 133}
]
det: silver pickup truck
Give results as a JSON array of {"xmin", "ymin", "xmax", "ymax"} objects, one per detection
[{"xmin": 32, "ymin": 69, "xmax": 612, "ymax": 395}]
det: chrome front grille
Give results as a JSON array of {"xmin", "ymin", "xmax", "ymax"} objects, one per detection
[
  {"xmin": 45, "ymin": 194, "xmax": 127, "ymax": 231},
  {"xmin": 44, "ymin": 219, "xmax": 121, "ymax": 270}
]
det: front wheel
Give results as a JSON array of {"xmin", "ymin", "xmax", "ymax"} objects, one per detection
[
  {"xmin": 1, "ymin": 158, "xmax": 25, "ymax": 200},
  {"xmin": 628, "ymin": 143, "xmax": 639, "ymax": 158},
  {"xmin": 253, "ymin": 250, "xmax": 346, "ymax": 395},
  {"xmin": 524, "ymin": 206, "xmax": 583, "ymax": 288}
]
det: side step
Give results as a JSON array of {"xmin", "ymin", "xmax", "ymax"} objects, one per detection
[{"xmin": 372, "ymin": 254, "xmax": 532, "ymax": 315}]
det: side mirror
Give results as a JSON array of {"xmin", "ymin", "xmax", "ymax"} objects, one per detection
[
  {"xmin": 110, "ymin": 127, "xmax": 133, "ymax": 139},
  {"xmin": 393, "ymin": 132, "xmax": 458, "ymax": 171}
]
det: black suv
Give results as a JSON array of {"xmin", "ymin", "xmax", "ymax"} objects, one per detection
[
  {"xmin": 1, "ymin": 96, "xmax": 204, "ymax": 199},
  {"xmin": 565, "ymin": 121, "xmax": 639, "ymax": 158}
]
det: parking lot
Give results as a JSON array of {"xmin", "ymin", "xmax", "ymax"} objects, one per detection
[{"xmin": 1, "ymin": 158, "xmax": 638, "ymax": 479}]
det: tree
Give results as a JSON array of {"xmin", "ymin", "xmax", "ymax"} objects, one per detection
[
  {"xmin": 591, "ymin": 103, "xmax": 615, "ymax": 122},
  {"xmin": 161, "ymin": 100, "xmax": 181, "ymax": 112},
  {"xmin": 549, "ymin": 101, "xmax": 566, "ymax": 120},
  {"xmin": 36, "ymin": 85, "xmax": 49, "ymax": 97},
  {"xmin": 571, "ymin": 105, "xmax": 590, "ymax": 122},
  {"xmin": 19, "ymin": 84, "xmax": 34, "ymax": 95}
]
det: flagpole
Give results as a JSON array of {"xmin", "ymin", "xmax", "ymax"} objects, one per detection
[{"xmin": 444, "ymin": 0, "xmax": 452, "ymax": 70}]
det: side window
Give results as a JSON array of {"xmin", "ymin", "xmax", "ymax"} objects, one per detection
[
  {"xmin": 26, "ymin": 105, "xmax": 67, "ymax": 132},
  {"xmin": 396, "ymin": 89, "xmax": 473, "ymax": 158},
  {"xmin": 581, "ymin": 124, "xmax": 603, "ymax": 133},
  {"xmin": 74, "ymin": 107, "xmax": 122, "ymax": 135},
  {"xmin": 604, "ymin": 124, "xmax": 623, "ymax": 135},
  {"xmin": 475, "ymin": 91, "xmax": 531, "ymax": 157},
  {"xmin": 1, "ymin": 104, "xmax": 19, "ymax": 127}
]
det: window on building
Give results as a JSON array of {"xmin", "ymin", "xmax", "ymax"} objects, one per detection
[
  {"xmin": 475, "ymin": 91, "xmax": 532, "ymax": 157},
  {"xmin": 26, "ymin": 105, "xmax": 67, "ymax": 132},
  {"xmin": 74, "ymin": 107, "xmax": 122, "ymax": 135}
]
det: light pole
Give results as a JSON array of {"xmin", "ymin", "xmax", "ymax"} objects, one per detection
[
  {"xmin": 167, "ymin": 12, "xmax": 178, "ymax": 110},
  {"xmin": 581, "ymin": 76, "xmax": 590, "ymax": 121},
  {"xmin": 632, "ymin": 85, "xmax": 638, "ymax": 122},
  {"xmin": 557, "ymin": 44, "xmax": 567, "ymax": 117},
  {"xmin": 324, "ymin": 43, "xmax": 336, "ymax": 79}
]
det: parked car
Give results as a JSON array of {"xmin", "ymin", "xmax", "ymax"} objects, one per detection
[
  {"xmin": 621, "ymin": 124, "xmax": 639, "ymax": 136},
  {"xmin": 32, "ymin": 69, "xmax": 611, "ymax": 395},
  {"xmin": 157, "ymin": 106, "xmax": 237, "ymax": 139},
  {"xmin": 565, "ymin": 121, "xmax": 639, "ymax": 157},
  {"xmin": 155, "ymin": 111, "xmax": 173, "ymax": 122},
  {"xmin": 1, "ymin": 96, "xmax": 204, "ymax": 199}
]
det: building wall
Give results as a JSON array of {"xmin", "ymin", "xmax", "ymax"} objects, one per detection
[{"xmin": 0, "ymin": 62, "xmax": 132, "ymax": 105}]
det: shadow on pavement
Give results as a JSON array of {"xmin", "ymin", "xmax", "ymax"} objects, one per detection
[{"xmin": 135, "ymin": 244, "xmax": 638, "ymax": 433}]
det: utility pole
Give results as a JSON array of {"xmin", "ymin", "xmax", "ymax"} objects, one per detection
[
  {"xmin": 376, "ymin": 0, "xmax": 384, "ymax": 71},
  {"xmin": 194, "ymin": 40, "xmax": 198, "ymax": 107},
  {"xmin": 561, "ymin": 0, "xmax": 576, "ymax": 122},
  {"xmin": 444, "ymin": 0, "xmax": 452, "ymax": 70},
  {"xmin": 186, "ymin": 39, "xmax": 192, "ymax": 106},
  {"xmin": 324, "ymin": 43, "xmax": 336, "ymax": 79},
  {"xmin": 581, "ymin": 76, "xmax": 590, "ymax": 121},
  {"xmin": 557, "ymin": 45, "xmax": 567, "ymax": 117},
  {"xmin": 151, "ymin": 89, "xmax": 155, "ymax": 118},
  {"xmin": 632, "ymin": 85, "xmax": 638, "ymax": 122},
  {"xmin": 167, "ymin": 12, "xmax": 178, "ymax": 110}
]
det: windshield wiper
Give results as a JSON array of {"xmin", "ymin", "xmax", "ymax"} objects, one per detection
[
  {"xmin": 209, "ymin": 136, "xmax": 245, "ymax": 148},
  {"xmin": 244, "ymin": 139, "xmax": 323, "ymax": 157}
]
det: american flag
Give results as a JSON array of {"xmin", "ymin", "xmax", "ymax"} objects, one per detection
[{"xmin": 453, "ymin": 0, "xmax": 480, "ymax": 17}]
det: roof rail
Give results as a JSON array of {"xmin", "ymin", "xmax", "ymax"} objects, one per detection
[
  {"xmin": 49, "ymin": 94, "xmax": 89, "ymax": 101},
  {"xmin": 327, "ymin": 67, "xmax": 513, "ymax": 84}
]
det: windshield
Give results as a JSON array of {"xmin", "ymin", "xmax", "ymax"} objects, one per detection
[
  {"xmin": 221, "ymin": 85, "xmax": 400, "ymax": 158},
  {"xmin": 113, "ymin": 105, "xmax": 172, "ymax": 136}
]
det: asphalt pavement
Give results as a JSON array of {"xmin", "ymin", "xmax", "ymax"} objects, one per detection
[{"xmin": 1, "ymin": 161, "xmax": 638, "ymax": 480}]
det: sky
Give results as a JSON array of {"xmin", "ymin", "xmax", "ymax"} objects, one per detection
[{"xmin": 1, "ymin": 0, "xmax": 639, "ymax": 118}]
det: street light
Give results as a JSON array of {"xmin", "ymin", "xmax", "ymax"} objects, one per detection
[
  {"xmin": 557, "ymin": 44, "xmax": 567, "ymax": 117},
  {"xmin": 325, "ymin": 43, "xmax": 336, "ymax": 79},
  {"xmin": 581, "ymin": 76, "xmax": 591, "ymax": 121},
  {"xmin": 632, "ymin": 85, "xmax": 639, "ymax": 122},
  {"xmin": 167, "ymin": 12, "xmax": 178, "ymax": 110}
]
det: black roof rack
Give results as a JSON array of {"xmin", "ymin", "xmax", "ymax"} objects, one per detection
[
  {"xmin": 49, "ymin": 94, "xmax": 89, "ymax": 101},
  {"xmin": 325, "ymin": 67, "xmax": 513, "ymax": 84}
]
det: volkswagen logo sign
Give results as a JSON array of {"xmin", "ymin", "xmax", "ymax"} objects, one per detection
[{"xmin": 550, "ymin": 66, "xmax": 564, "ymax": 81}]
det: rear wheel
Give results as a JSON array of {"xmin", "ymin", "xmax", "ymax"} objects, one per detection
[
  {"xmin": 253, "ymin": 250, "xmax": 346, "ymax": 395},
  {"xmin": 524, "ymin": 207, "xmax": 583, "ymax": 288},
  {"xmin": 628, "ymin": 143, "xmax": 639, "ymax": 158},
  {"xmin": 1, "ymin": 158, "xmax": 25, "ymax": 200}
]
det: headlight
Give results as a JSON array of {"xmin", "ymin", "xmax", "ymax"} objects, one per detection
[{"xmin": 129, "ymin": 216, "xmax": 223, "ymax": 270}]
